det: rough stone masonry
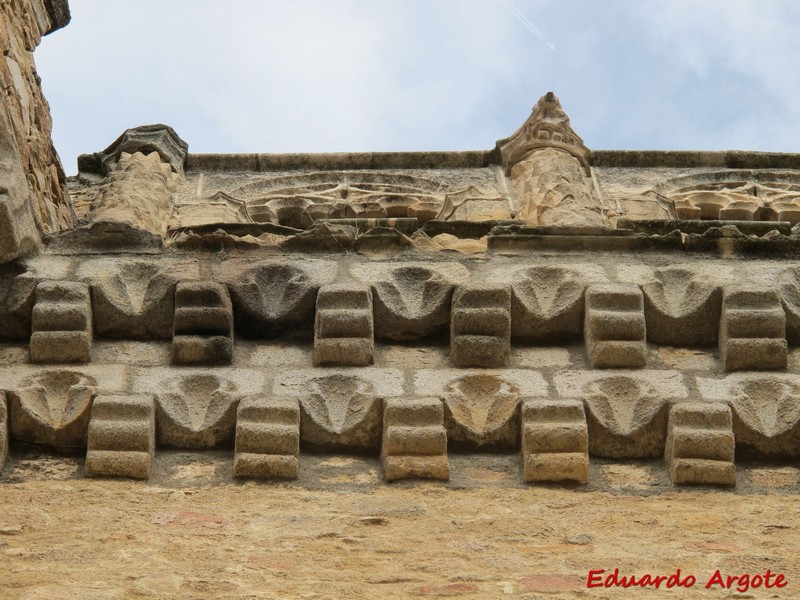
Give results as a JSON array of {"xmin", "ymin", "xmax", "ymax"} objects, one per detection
[{"xmin": 3, "ymin": 1, "xmax": 800, "ymax": 490}]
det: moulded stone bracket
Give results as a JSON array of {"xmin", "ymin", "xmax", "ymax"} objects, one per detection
[
  {"xmin": 234, "ymin": 396, "xmax": 300, "ymax": 479},
  {"xmin": 521, "ymin": 398, "xmax": 588, "ymax": 484},
  {"xmin": 719, "ymin": 286, "xmax": 787, "ymax": 371},
  {"xmin": 171, "ymin": 281, "xmax": 233, "ymax": 365},
  {"xmin": 450, "ymin": 284, "xmax": 511, "ymax": 368},
  {"xmin": 382, "ymin": 397, "xmax": 449, "ymax": 482},
  {"xmin": 665, "ymin": 403, "xmax": 736, "ymax": 486},
  {"xmin": 29, "ymin": 280, "xmax": 93, "ymax": 363},
  {"xmin": 85, "ymin": 394, "xmax": 155, "ymax": 479},
  {"xmin": 584, "ymin": 283, "xmax": 646, "ymax": 369},
  {"xmin": 313, "ymin": 284, "xmax": 374, "ymax": 366}
]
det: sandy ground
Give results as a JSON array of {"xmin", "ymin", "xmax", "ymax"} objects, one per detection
[{"xmin": 0, "ymin": 451, "xmax": 797, "ymax": 599}]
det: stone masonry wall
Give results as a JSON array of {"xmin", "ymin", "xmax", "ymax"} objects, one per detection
[{"xmin": 0, "ymin": 0, "xmax": 71, "ymax": 263}]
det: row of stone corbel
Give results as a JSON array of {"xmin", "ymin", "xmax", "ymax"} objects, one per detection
[
  {"xmin": 15, "ymin": 275, "xmax": 792, "ymax": 372},
  {"xmin": 0, "ymin": 392, "xmax": 755, "ymax": 487}
]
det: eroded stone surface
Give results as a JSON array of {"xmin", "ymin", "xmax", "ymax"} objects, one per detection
[
  {"xmin": 642, "ymin": 267, "xmax": 722, "ymax": 347},
  {"xmin": 224, "ymin": 260, "xmax": 338, "ymax": 338},
  {"xmin": 172, "ymin": 281, "xmax": 233, "ymax": 365},
  {"xmin": 313, "ymin": 284, "xmax": 374, "ymax": 366},
  {"xmin": 584, "ymin": 284, "xmax": 646, "ymax": 369},
  {"xmin": 697, "ymin": 374, "xmax": 800, "ymax": 456},
  {"xmin": 8, "ymin": 370, "xmax": 97, "ymax": 449},
  {"xmin": 234, "ymin": 395, "xmax": 300, "ymax": 479},
  {"xmin": 353, "ymin": 262, "xmax": 469, "ymax": 340},
  {"xmin": 29, "ymin": 280, "xmax": 92, "ymax": 363},
  {"xmin": 382, "ymin": 397, "xmax": 449, "ymax": 481},
  {"xmin": 86, "ymin": 394, "xmax": 156, "ymax": 479},
  {"xmin": 666, "ymin": 403, "xmax": 736, "ymax": 486},
  {"xmin": 522, "ymin": 398, "xmax": 589, "ymax": 484},
  {"xmin": 720, "ymin": 286, "xmax": 787, "ymax": 371},
  {"xmin": 450, "ymin": 284, "xmax": 511, "ymax": 367},
  {"xmin": 555, "ymin": 370, "xmax": 688, "ymax": 458}
]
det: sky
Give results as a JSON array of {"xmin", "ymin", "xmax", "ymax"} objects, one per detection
[{"xmin": 34, "ymin": 0, "xmax": 800, "ymax": 175}]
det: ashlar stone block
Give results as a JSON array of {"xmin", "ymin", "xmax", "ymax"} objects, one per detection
[
  {"xmin": 313, "ymin": 285, "xmax": 374, "ymax": 366},
  {"xmin": 521, "ymin": 399, "xmax": 588, "ymax": 484},
  {"xmin": 85, "ymin": 394, "xmax": 155, "ymax": 479},
  {"xmin": 584, "ymin": 283, "xmax": 646, "ymax": 369},
  {"xmin": 234, "ymin": 396, "xmax": 300, "ymax": 479},
  {"xmin": 720, "ymin": 287, "xmax": 787, "ymax": 371},
  {"xmin": 382, "ymin": 397, "xmax": 449, "ymax": 482},
  {"xmin": 450, "ymin": 284, "xmax": 511, "ymax": 368},
  {"xmin": 172, "ymin": 281, "xmax": 233, "ymax": 365},
  {"xmin": 29, "ymin": 281, "xmax": 93, "ymax": 363},
  {"xmin": 665, "ymin": 403, "xmax": 735, "ymax": 486}
]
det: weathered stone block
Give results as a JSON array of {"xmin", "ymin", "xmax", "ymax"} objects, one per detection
[
  {"xmin": 298, "ymin": 374, "xmax": 382, "ymax": 451},
  {"xmin": 78, "ymin": 259, "xmax": 188, "ymax": 339},
  {"xmin": 720, "ymin": 287, "xmax": 787, "ymax": 371},
  {"xmin": 521, "ymin": 399, "xmax": 588, "ymax": 484},
  {"xmin": 8, "ymin": 370, "xmax": 97, "ymax": 450},
  {"xmin": 665, "ymin": 403, "xmax": 735, "ymax": 486},
  {"xmin": 584, "ymin": 284, "xmax": 646, "ymax": 369},
  {"xmin": 352, "ymin": 263, "xmax": 468, "ymax": 340},
  {"xmin": 382, "ymin": 397, "xmax": 449, "ymax": 482},
  {"xmin": 172, "ymin": 281, "xmax": 233, "ymax": 365},
  {"xmin": 29, "ymin": 281, "xmax": 93, "ymax": 363},
  {"xmin": 450, "ymin": 285, "xmax": 511, "ymax": 368},
  {"xmin": 85, "ymin": 394, "xmax": 155, "ymax": 479},
  {"xmin": 225, "ymin": 261, "xmax": 337, "ymax": 338},
  {"xmin": 313, "ymin": 285, "xmax": 374, "ymax": 366},
  {"xmin": 0, "ymin": 268, "xmax": 36, "ymax": 340},
  {"xmin": 234, "ymin": 396, "xmax": 300, "ymax": 479},
  {"xmin": 642, "ymin": 267, "xmax": 721, "ymax": 346},
  {"xmin": 442, "ymin": 374, "xmax": 520, "ymax": 450}
]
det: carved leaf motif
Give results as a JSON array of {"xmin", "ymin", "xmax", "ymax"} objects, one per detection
[
  {"xmin": 584, "ymin": 377, "xmax": 664, "ymax": 436},
  {"xmin": 374, "ymin": 267, "xmax": 451, "ymax": 319},
  {"xmin": 643, "ymin": 268, "xmax": 714, "ymax": 319},
  {"xmin": 513, "ymin": 266, "xmax": 583, "ymax": 319},
  {"xmin": 731, "ymin": 379, "xmax": 800, "ymax": 438},
  {"xmin": 159, "ymin": 375, "xmax": 238, "ymax": 432},
  {"xmin": 16, "ymin": 371, "xmax": 96, "ymax": 431},
  {"xmin": 301, "ymin": 375, "xmax": 375, "ymax": 435},
  {"xmin": 444, "ymin": 375, "xmax": 519, "ymax": 436}
]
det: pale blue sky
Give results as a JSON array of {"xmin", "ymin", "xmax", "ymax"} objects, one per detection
[{"xmin": 35, "ymin": 0, "xmax": 800, "ymax": 174}]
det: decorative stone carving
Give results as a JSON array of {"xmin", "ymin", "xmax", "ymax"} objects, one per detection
[
  {"xmin": 450, "ymin": 284, "xmax": 511, "ymax": 368},
  {"xmin": 85, "ymin": 394, "xmax": 156, "ymax": 479},
  {"xmin": 510, "ymin": 266, "xmax": 595, "ymax": 342},
  {"xmin": 672, "ymin": 185, "xmax": 761, "ymax": 221},
  {"xmin": 78, "ymin": 259, "xmax": 189, "ymax": 340},
  {"xmin": 382, "ymin": 397, "xmax": 449, "ymax": 481},
  {"xmin": 665, "ymin": 403, "xmax": 735, "ymax": 486},
  {"xmin": 352, "ymin": 262, "xmax": 469, "ymax": 340},
  {"xmin": 719, "ymin": 286, "xmax": 787, "ymax": 371},
  {"xmin": 313, "ymin": 284, "xmax": 374, "ymax": 366},
  {"xmin": 237, "ymin": 171, "xmax": 446, "ymax": 228},
  {"xmin": 234, "ymin": 396, "xmax": 300, "ymax": 479},
  {"xmin": 697, "ymin": 374, "xmax": 800, "ymax": 457},
  {"xmin": 78, "ymin": 124, "xmax": 188, "ymax": 177},
  {"xmin": 154, "ymin": 374, "xmax": 243, "ymax": 448},
  {"xmin": 497, "ymin": 92, "xmax": 603, "ymax": 226},
  {"xmin": 584, "ymin": 284, "xmax": 647, "ymax": 369},
  {"xmin": 0, "ymin": 265, "xmax": 36, "ymax": 340},
  {"xmin": 90, "ymin": 151, "xmax": 180, "ymax": 237},
  {"xmin": 173, "ymin": 192, "xmax": 250, "ymax": 228},
  {"xmin": 436, "ymin": 186, "xmax": 512, "ymax": 221},
  {"xmin": 298, "ymin": 374, "xmax": 382, "ymax": 451},
  {"xmin": 642, "ymin": 267, "xmax": 722, "ymax": 346},
  {"xmin": 8, "ymin": 370, "xmax": 97, "ymax": 450},
  {"xmin": 225, "ymin": 261, "xmax": 338, "ymax": 338},
  {"xmin": 521, "ymin": 399, "xmax": 588, "ymax": 484},
  {"xmin": 30, "ymin": 280, "xmax": 93, "ymax": 363},
  {"xmin": 555, "ymin": 371, "xmax": 687, "ymax": 458},
  {"xmin": 172, "ymin": 281, "xmax": 234, "ymax": 365},
  {"xmin": 442, "ymin": 374, "xmax": 520, "ymax": 450}
]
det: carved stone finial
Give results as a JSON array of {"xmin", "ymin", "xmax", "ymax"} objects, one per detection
[
  {"xmin": 78, "ymin": 124, "xmax": 189, "ymax": 176},
  {"xmin": 496, "ymin": 91, "xmax": 590, "ymax": 174}
]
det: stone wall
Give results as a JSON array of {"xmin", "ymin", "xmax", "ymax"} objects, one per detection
[{"xmin": 0, "ymin": 0, "xmax": 71, "ymax": 263}]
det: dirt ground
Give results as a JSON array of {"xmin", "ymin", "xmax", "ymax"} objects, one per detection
[{"xmin": 0, "ymin": 451, "xmax": 797, "ymax": 599}]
